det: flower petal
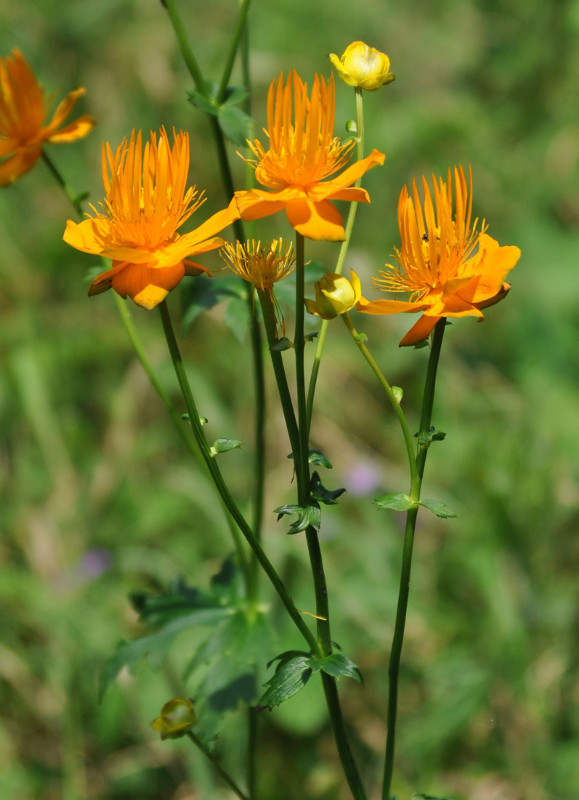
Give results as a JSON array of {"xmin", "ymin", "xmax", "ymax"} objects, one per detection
[
  {"xmin": 111, "ymin": 262, "xmax": 186, "ymax": 310},
  {"xmin": 399, "ymin": 314, "xmax": 440, "ymax": 346},
  {"xmin": 356, "ymin": 296, "xmax": 426, "ymax": 315},
  {"xmin": 316, "ymin": 148, "xmax": 385, "ymax": 199},
  {"xmin": 0, "ymin": 147, "xmax": 41, "ymax": 186},
  {"xmin": 285, "ymin": 198, "xmax": 345, "ymax": 241},
  {"xmin": 234, "ymin": 190, "xmax": 286, "ymax": 222},
  {"xmin": 47, "ymin": 114, "xmax": 95, "ymax": 143},
  {"xmin": 42, "ymin": 88, "xmax": 86, "ymax": 136}
]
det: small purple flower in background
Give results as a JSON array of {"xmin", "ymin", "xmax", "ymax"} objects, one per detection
[
  {"xmin": 78, "ymin": 547, "xmax": 112, "ymax": 579},
  {"xmin": 345, "ymin": 461, "xmax": 382, "ymax": 496}
]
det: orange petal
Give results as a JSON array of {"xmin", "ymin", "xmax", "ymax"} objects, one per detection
[
  {"xmin": 0, "ymin": 147, "xmax": 42, "ymax": 186},
  {"xmin": 318, "ymin": 148, "xmax": 385, "ymax": 199},
  {"xmin": 356, "ymin": 296, "xmax": 426, "ymax": 315},
  {"xmin": 43, "ymin": 88, "xmax": 86, "ymax": 135},
  {"xmin": 184, "ymin": 260, "xmax": 212, "ymax": 276},
  {"xmin": 64, "ymin": 217, "xmax": 110, "ymax": 255},
  {"xmin": 234, "ymin": 190, "xmax": 286, "ymax": 222},
  {"xmin": 182, "ymin": 203, "xmax": 240, "ymax": 248},
  {"xmin": 0, "ymin": 138, "xmax": 18, "ymax": 157},
  {"xmin": 285, "ymin": 198, "xmax": 345, "ymax": 241},
  {"xmin": 399, "ymin": 314, "xmax": 439, "ymax": 346},
  {"xmin": 88, "ymin": 261, "xmax": 130, "ymax": 296},
  {"xmin": 47, "ymin": 114, "xmax": 95, "ymax": 143},
  {"xmin": 111, "ymin": 262, "xmax": 186, "ymax": 310},
  {"xmin": 325, "ymin": 186, "xmax": 370, "ymax": 203}
]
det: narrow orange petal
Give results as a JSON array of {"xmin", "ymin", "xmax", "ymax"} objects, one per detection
[
  {"xmin": 399, "ymin": 314, "xmax": 440, "ymax": 346},
  {"xmin": 357, "ymin": 296, "xmax": 426, "ymax": 315},
  {"xmin": 47, "ymin": 114, "xmax": 95, "ymax": 143},
  {"xmin": 0, "ymin": 147, "xmax": 41, "ymax": 186}
]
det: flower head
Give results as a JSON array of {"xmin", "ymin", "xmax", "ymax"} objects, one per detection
[
  {"xmin": 357, "ymin": 166, "xmax": 521, "ymax": 346},
  {"xmin": 220, "ymin": 238, "xmax": 295, "ymax": 291},
  {"xmin": 234, "ymin": 71, "xmax": 385, "ymax": 241},
  {"xmin": 151, "ymin": 698, "xmax": 196, "ymax": 741},
  {"xmin": 64, "ymin": 128, "xmax": 239, "ymax": 310},
  {"xmin": 0, "ymin": 49, "xmax": 94, "ymax": 186},
  {"xmin": 329, "ymin": 42, "xmax": 394, "ymax": 91},
  {"xmin": 305, "ymin": 270, "xmax": 361, "ymax": 319}
]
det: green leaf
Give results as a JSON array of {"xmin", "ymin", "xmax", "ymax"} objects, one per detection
[
  {"xmin": 186, "ymin": 88, "xmax": 219, "ymax": 116},
  {"xmin": 258, "ymin": 655, "xmax": 313, "ymax": 710},
  {"xmin": 412, "ymin": 794, "xmax": 455, "ymax": 800},
  {"xmin": 315, "ymin": 653, "xmax": 363, "ymax": 683},
  {"xmin": 224, "ymin": 295, "xmax": 251, "ymax": 343},
  {"xmin": 274, "ymin": 503, "xmax": 321, "ymax": 534},
  {"xmin": 222, "ymin": 85, "xmax": 249, "ymax": 105},
  {"xmin": 310, "ymin": 471, "xmax": 345, "ymax": 505},
  {"xmin": 218, "ymin": 105, "xmax": 252, "ymax": 146},
  {"xmin": 304, "ymin": 331, "xmax": 319, "ymax": 343},
  {"xmin": 374, "ymin": 492, "xmax": 415, "ymax": 512},
  {"xmin": 181, "ymin": 274, "xmax": 243, "ymax": 329},
  {"xmin": 418, "ymin": 499, "xmax": 457, "ymax": 518},
  {"xmin": 308, "ymin": 449, "xmax": 332, "ymax": 469},
  {"xmin": 210, "ymin": 438, "xmax": 242, "ymax": 456},
  {"xmin": 270, "ymin": 336, "xmax": 293, "ymax": 351}
]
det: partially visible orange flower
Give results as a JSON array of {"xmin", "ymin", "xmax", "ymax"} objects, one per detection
[
  {"xmin": 0, "ymin": 49, "xmax": 94, "ymax": 186},
  {"xmin": 357, "ymin": 166, "xmax": 521, "ymax": 346},
  {"xmin": 234, "ymin": 71, "xmax": 385, "ymax": 242},
  {"xmin": 63, "ymin": 129, "xmax": 239, "ymax": 310}
]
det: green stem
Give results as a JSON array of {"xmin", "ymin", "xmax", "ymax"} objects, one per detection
[
  {"xmin": 382, "ymin": 318, "xmax": 446, "ymax": 800},
  {"xmin": 163, "ymin": 0, "xmax": 206, "ymax": 92},
  {"xmin": 341, "ymin": 313, "xmax": 417, "ymax": 489},
  {"xmin": 293, "ymin": 238, "xmax": 367, "ymax": 800},
  {"xmin": 186, "ymin": 732, "xmax": 249, "ymax": 800},
  {"xmin": 216, "ymin": 0, "xmax": 252, "ymax": 103},
  {"xmin": 41, "ymin": 150, "xmax": 85, "ymax": 218},
  {"xmin": 306, "ymin": 88, "xmax": 365, "ymax": 435},
  {"xmin": 158, "ymin": 300, "xmax": 317, "ymax": 652}
]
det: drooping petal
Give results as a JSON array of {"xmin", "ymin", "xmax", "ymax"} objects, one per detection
[
  {"xmin": 357, "ymin": 296, "xmax": 427, "ymax": 315},
  {"xmin": 0, "ymin": 147, "xmax": 42, "ymax": 186},
  {"xmin": 47, "ymin": 114, "xmax": 95, "ymax": 143},
  {"xmin": 399, "ymin": 314, "xmax": 440, "ymax": 346},
  {"xmin": 285, "ymin": 198, "xmax": 345, "ymax": 241},
  {"xmin": 235, "ymin": 190, "xmax": 287, "ymax": 222},
  {"xmin": 111, "ymin": 262, "xmax": 186, "ymax": 310},
  {"xmin": 319, "ymin": 149, "xmax": 385, "ymax": 199},
  {"xmin": 88, "ymin": 261, "xmax": 130, "ymax": 296}
]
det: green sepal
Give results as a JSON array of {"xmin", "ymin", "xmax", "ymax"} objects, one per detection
[
  {"xmin": 210, "ymin": 438, "xmax": 242, "ymax": 456},
  {"xmin": 310, "ymin": 471, "xmax": 345, "ymax": 505},
  {"xmin": 374, "ymin": 493, "xmax": 416, "ymax": 512},
  {"xmin": 270, "ymin": 337, "xmax": 294, "ymax": 351},
  {"xmin": 314, "ymin": 653, "xmax": 363, "ymax": 683},
  {"xmin": 418, "ymin": 499, "xmax": 457, "ymax": 518},
  {"xmin": 258, "ymin": 654, "xmax": 313, "ymax": 710},
  {"xmin": 274, "ymin": 502, "xmax": 321, "ymax": 534}
]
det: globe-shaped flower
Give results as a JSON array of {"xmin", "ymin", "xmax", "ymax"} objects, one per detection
[
  {"xmin": 329, "ymin": 42, "xmax": 394, "ymax": 91},
  {"xmin": 305, "ymin": 271, "xmax": 361, "ymax": 319}
]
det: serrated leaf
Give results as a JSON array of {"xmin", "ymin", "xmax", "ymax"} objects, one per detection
[
  {"xmin": 258, "ymin": 655, "xmax": 313, "ymax": 709},
  {"xmin": 374, "ymin": 493, "xmax": 415, "ymax": 512},
  {"xmin": 315, "ymin": 653, "xmax": 363, "ymax": 683},
  {"xmin": 274, "ymin": 502, "xmax": 321, "ymax": 534},
  {"xmin": 310, "ymin": 471, "xmax": 345, "ymax": 505},
  {"xmin": 266, "ymin": 649, "xmax": 310, "ymax": 669},
  {"xmin": 187, "ymin": 89, "xmax": 219, "ymax": 116},
  {"xmin": 308, "ymin": 450, "xmax": 332, "ymax": 469},
  {"xmin": 418, "ymin": 499, "xmax": 457, "ymax": 518},
  {"xmin": 181, "ymin": 274, "xmax": 242, "ymax": 329},
  {"xmin": 219, "ymin": 105, "xmax": 252, "ymax": 146}
]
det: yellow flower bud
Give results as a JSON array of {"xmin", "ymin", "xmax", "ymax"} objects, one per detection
[
  {"xmin": 329, "ymin": 42, "xmax": 394, "ymax": 91},
  {"xmin": 151, "ymin": 698, "xmax": 196, "ymax": 741},
  {"xmin": 305, "ymin": 271, "xmax": 362, "ymax": 320}
]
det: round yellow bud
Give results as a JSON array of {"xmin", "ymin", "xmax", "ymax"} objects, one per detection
[
  {"xmin": 305, "ymin": 271, "xmax": 362, "ymax": 320},
  {"xmin": 329, "ymin": 42, "xmax": 394, "ymax": 91},
  {"xmin": 151, "ymin": 698, "xmax": 197, "ymax": 741}
]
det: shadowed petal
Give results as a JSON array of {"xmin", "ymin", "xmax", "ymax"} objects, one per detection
[{"xmin": 285, "ymin": 198, "xmax": 345, "ymax": 241}]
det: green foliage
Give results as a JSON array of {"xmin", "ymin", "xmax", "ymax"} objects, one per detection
[
  {"xmin": 374, "ymin": 494, "xmax": 456, "ymax": 519},
  {"xmin": 309, "ymin": 470, "xmax": 345, "ymax": 505},
  {"xmin": 187, "ymin": 81, "xmax": 252, "ymax": 145},
  {"xmin": 274, "ymin": 502, "xmax": 321, "ymax": 534}
]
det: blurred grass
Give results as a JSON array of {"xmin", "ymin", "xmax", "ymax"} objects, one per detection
[{"xmin": 1, "ymin": 0, "xmax": 579, "ymax": 798}]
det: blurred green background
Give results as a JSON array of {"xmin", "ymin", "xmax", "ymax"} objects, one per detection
[{"xmin": 1, "ymin": 0, "xmax": 579, "ymax": 798}]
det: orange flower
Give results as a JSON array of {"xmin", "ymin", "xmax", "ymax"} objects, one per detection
[
  {"xmin": 357, "ymin": 166, "xmax": 521, "ymax": 346},
  {"xmin": 0, "ymin": 49, "xmax": 94, "ymax": 186},
  {"xmin": 234, "ymin": 71, "xmax": 385, "ymax": 241},
  {"xmin": 64, "ymin": 129, "xmax": 239, "ymax": 310}
]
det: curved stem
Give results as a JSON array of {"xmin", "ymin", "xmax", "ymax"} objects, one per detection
[
  {"xmin": 306, "ymin": 88, "xmax": 365, "ymax": 435},
  {"xmin": 41, "ymin": 150, "xmax": 85, "ymax": 219},
  {"xmin": 382, "ymin": 318, "xmax": 446, "ymax": 800},
  {"xmin": 158, "ymin": 300, "xmax": 317, "ymax": 652},
  {"xmin": 186, "ymin": 731, "xmax": 249, "ymax": 800},
  {"xmin": 216, "ymin": 0, "xmax": 252, "ymax": 103},
  {"xmin": 163, "ymin": 0, "xmax": 206, "ymax": 92}
]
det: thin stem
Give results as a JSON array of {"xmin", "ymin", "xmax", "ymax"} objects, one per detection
[
  {"xmin": 162, "ymin": 0, "xmax": 206, "ymax": 92},
  {"xmin": 186, "ymin": 732, "xmax": 249, "ymax": 800},
  {"xmin": 41, "ymin": 150, "xmax": 85, "ymax": 219},
  {"xmin": 382, "ymin": 319, "xmax": 447, "ymax": 800},
  {"xmin": 216, "ymin": 0, "xmax": 252, "ymax": 103},
  {"xmin": 293, "ymin": 238, "xmax": 367, "ymax": 800},
  {"xmin": 158, "ymin": 300, "xmax": 317, "ymax": 652},
  {"xmin": 341, "ymin": 313, "xmax": 418, "ymax": 490},
  {"xmin": 247, "ymin": 705, "xmax": 258, "ymax": 800},
  {"xmin": 306, "ymin": 87, "xmax": 365, "ymax": 435}
]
